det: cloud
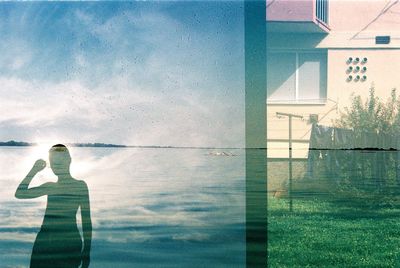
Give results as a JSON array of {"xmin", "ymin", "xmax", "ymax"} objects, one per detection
[
  {"xmin": 0, "ymin": 3, "xmax": 244, "ymax": 147},
  {"xmin": 0, "ymin": 5, "xmax": 245, "ymax": 267},
  {"xmin": 0, "ymin": 75, "xmax": 243, "ymax": 147}
]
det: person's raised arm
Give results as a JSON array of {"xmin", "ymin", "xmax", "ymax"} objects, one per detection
[
  {"xmin": 80, "ymin": 181, "xmax": 92, "ymax": 268},
  {"xmin": 15, "ymin": 159, "xmax": 50, "ymax": 199}
]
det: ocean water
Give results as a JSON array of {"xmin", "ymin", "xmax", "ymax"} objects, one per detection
[{"xmin": 0, "ymin": 146, "xmax": 245, "ymax": 267}]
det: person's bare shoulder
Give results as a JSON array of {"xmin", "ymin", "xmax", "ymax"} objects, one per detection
[
  {"xmin": 73, "ymin": 179, "xmax": 89, "ymax": 195},
  {"xmin": 43, "ymin": 181, "xmax": 56, "ymax": 186},
  {"xmin": 41, "ymin": 181, "xmax": 56, "ymax": 189}
]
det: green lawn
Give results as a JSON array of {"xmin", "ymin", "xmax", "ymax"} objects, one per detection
[{"xmin": 268, "ymin": 197, "xmax": 400, "ymax": 267}]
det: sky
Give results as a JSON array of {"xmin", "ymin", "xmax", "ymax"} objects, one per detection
[{"xmin": 0, "ymin": 1, "xmax": 245, "ymax": 147}]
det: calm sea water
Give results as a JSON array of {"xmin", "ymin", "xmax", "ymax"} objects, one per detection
[{"xmin": 0, "ymin": 147, "xmax": 245, "ymax": 267}]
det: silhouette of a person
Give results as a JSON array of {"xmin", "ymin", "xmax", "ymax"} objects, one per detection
[{"xmin": 15, "ymin": 144, "xmax": 92, "ymax": 268}]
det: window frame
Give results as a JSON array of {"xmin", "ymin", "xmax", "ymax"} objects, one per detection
[{"xmin": 266, "ymin": 49, "xmax": 328, "ymax": 105}]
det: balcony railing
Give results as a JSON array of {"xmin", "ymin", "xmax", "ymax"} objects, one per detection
[{"xmin": 316, "ymin": 0, "xmax": 328, "ymax": 25}]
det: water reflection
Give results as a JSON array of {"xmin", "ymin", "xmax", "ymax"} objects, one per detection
[
  {"xmin": 1, "ymin": 147, "xmax": 245, "ymax": 267},
  {"xmin": 15, "ymin": 144, "xmax": 92, "ymax": 268}
]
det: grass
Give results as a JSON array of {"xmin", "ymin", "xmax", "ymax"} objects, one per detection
[
  {"xmin": 267, "ymin": 160, "xmax": 307, "ymax": 192},
  {"xmin": 268, "ymin": 197, "xmax": 400, "ymax": 267}
]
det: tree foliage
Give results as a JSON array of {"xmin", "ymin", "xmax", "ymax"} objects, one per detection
[
  {"xmin": 335, "ymin": 86, "xmax": 400, "ymax": 135},
  {"xmin": 329, "ymin": 86, "xmax": 400, "ymax": 207}
]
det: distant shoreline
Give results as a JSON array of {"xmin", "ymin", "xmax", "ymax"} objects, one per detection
[
  {"xmin": 0, "ymin": 141, "xmax": 126, "ymax": 148},
  {"xmin": 0, "ymin": 141, "xmax": 244, "ymax": 149}
]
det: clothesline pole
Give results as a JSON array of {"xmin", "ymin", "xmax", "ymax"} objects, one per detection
[
  {"xmin": 289, "ymin": 115, "xmax": 293, "ymax": 212},
  {"xmin": 276, "ymin": 112, "xmax": 303, "ymax": 212}
]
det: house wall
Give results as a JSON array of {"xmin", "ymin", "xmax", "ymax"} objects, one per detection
[
  {"xmin": 328, "ymin": 49, "xmax": 400, "ymax": 110},
  {"xmin": 267, "ymin": 0, "xmax": 400, "ymax": 159},
  {"xmin": 320, "ymin": 0, "xmax": 400, "ymax": 48},
  {"xmin": 267, "ymin": 0, "xmax": 314, "ymax": 22}
]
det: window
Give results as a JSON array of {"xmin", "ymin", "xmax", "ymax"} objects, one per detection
[{"xmin": 267, "ymin": 51, "xmax": 327, "ymax": 103}]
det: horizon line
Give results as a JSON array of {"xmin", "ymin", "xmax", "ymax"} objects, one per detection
[{"xmin": 0, "ymin": 140, "xmax": 245, "ymax": 150}]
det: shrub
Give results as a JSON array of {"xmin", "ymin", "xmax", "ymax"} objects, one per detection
[
  {"xmin": 335, "ymin": 86, "xmax": 400, "ymax": 136},
  {"xmin": 282, "ymin": 86, "xmax": 400, "ymax": 208},
  {"xmin": 333, "ymin": 86, "xmax": 400, "ymax": 207}
]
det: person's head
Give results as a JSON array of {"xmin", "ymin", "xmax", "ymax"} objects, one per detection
[{"xmin": 49, "ymin": 144, "xmax": 71, "ymax": 176}]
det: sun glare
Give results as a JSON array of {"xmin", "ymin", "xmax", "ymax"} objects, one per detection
[
  {"xmin": 25, "ymin": 139, "xmax": 90, "ymax": 178},
  {"xmin": 28, "ymin": 143, "xmax": 53, "ymax": 161},
  {"xmin": 24, "ymin": 138, "xmax": 67, "ymax": 176}
]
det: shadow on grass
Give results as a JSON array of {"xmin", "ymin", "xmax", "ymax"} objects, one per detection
[
  {"xmin": 269, "ymin": 191, "xmax": 400, "ymax": 220},
  {"xmin": 270, "ymin": 205, "xmax": 400, "ymax": 221}
]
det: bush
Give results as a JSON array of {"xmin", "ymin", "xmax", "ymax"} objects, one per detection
[
  {"xmin": 282, "ymin": 86, "xmax": 400, "ymax": 208},
  {"xmin": 335, "ymin": 86, "xmax": 400, "ymax": 135},
  {"xmin": 333, "ymin": 86, "xmax": 400, "ymax": 207}
]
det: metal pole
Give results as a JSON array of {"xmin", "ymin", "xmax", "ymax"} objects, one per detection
[
  {"xmin": 289, "ymin": 115, "xmax": 293, "ymax": 212},
  {"xmin": 276, "ymin": 112, "xmax": 303, "ymax": 212}
]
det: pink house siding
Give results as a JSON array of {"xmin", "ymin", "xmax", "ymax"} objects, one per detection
[
  {"xmin": 267, "ymin": 0, "xmax": 314, "ymax": 22},
  {"xmin": 267, "ymin": 0, "xmax": 329, "ymax": 33}
]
